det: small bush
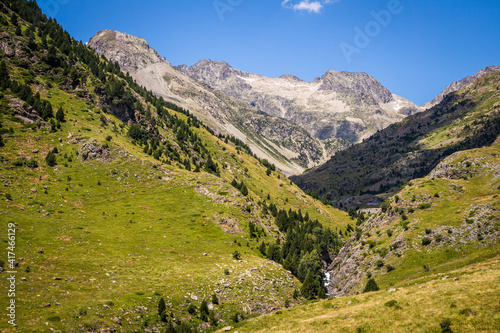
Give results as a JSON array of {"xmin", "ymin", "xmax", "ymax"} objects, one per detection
[
  {"xmin": 187, "ymin": 303, "xmax": 197, "ymax": 315},
  {"xmin": 422, "ymin": 237, "xmax": 432, "ymax": 246},
  {"xmin": 384, "ymin": 300, "xmax": 399, "ymax": 308},
  {"xmin": 435, "ymin": 234, "xmax": 443, "ymax": 243},
  {"xmin": 418, "ymin": 203, "xmax": 432, "ymax": 210},
  {"xmin": 425, "ymin": 228, "xmax": 432, "ymax": 234},
  {"xmin": 47, "ymin": 316, "xmax": 61, "ymax": 322},
  {"xmin": 211, "ymin": 294, "xmax": 219, "ymax": 305},
  {"xmin": 386, "ymin": 229, "xmax": 393, "ymax": 237},
  {"xmin": 440, "ymin": 319, "xmax": 452, "ymax": 333},
  {"xmin": 232, "ymin": 251, "xmax": 241, "ymax": 260},
  {"xmin": 224, "ymin": 269, "xmax": 230, "ymax": 275},
  {"xmin": 386, "ymin": 265, "xmax": 395, "ymax": 272}
]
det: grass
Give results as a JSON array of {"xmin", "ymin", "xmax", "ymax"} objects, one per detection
[{"xmin": 0, "ymin": 82, "xmax": 350, "ymax": 331}]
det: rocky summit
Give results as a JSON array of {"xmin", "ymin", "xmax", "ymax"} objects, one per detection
[{"xmin": 178, "ymin": 59, "xmax": 421, "ymax": 143}]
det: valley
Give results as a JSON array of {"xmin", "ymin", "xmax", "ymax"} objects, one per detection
[{"xmin": 0, "ymin": 1, "xmax": 499, "ymax": 332}]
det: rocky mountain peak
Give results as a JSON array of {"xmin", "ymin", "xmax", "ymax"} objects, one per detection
[
  {"xmin": 177, "ymin": 59, "xmax": 248, "ymax": 82},
  {"xmin": 278, "ymin": 74, "xmax": 305, "ymax": 82},
  {"xmin": 88, "ymin": 30, "xmax": 167, "ymax": 74},
  {"xmin": 318, "ymin": 70, "xmax": 394, "ymax": 105}
]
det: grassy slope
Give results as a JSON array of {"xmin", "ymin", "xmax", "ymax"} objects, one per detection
[
  {"xmin": 236, "ymin": 141, "xmax": 500, "ymax": 333},
  {"xmin": 235, "ymin": 256, "xmax": 500, "ymax": 333},
  {"xmin": 0, "ymin": 9, "xmax": 351, "ymax": 332}
]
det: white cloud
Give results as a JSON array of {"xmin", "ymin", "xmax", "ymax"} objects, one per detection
[{"xmin": 282, "ymin": 0, "xmax": 340, "ymax": 14}]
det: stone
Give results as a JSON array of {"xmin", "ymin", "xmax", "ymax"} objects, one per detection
[
  {"xmin": 222, "ymin": 327, "xmax": 233, "ymax": 332},
  {"xmin": 389, "ymin": 288, "xmax": 397, "ymax": 293}
]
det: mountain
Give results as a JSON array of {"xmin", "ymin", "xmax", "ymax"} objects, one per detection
[
  {"xmin": 423, "ymin": 65, "xmax": 500, "ymax": 109},
  {"xmin": 178, "ymin": 59, "xmax": 421, "ymax": 143},
  {"xmin": 88, "ymin": 31, "xmax": 421, "ymax": 176},
  {"xmin": 88, "ymin": 30, "xmax": 340, "ymax": 176},
  {"xmin": 291, "ymin": 70, "xmax": 500, "ymax": 210},
  {"xmin": 0, "ymin": 2, "xmax": 352, "ymax": 331}
]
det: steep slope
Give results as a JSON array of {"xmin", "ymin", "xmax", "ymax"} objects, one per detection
[
  {"xmin": 423, "ymin": 65, "xmax": 500, "ymax": 109},
  {"xmin": 88, "ymin": 30, "xmax": 335, "ymax": 175},
  {"xmin": 179, "ymin": 59, "xmax": 421, "ymax": 143},
  {"xmin": 326, "ymin": 140, "xmax": 500, "ymax": 297},
  {"xmin": 0, "ymin": 2, "xmax": 351, "ymax": 332},
  {"xmin": 292, "ymin": 70, "xmax": 500, "ymax": 210}
]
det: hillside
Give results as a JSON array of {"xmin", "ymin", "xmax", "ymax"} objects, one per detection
[
  {"xmin": 292, "ymin": 70, "xmax": 500, "ymax": 210},
  {"xmin": 0, "ymin": 1, "xmax": 352, "ymax": 332},
  {"xmin": 234, "ymin": 137, "xmax": 500, "ymax": 333}
]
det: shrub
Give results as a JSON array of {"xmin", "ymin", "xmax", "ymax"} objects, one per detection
[
  {"xmin": 211, "ymin": 294, "xmax": 219, "ymax": 305},
  {"xmin": 422, "ymin": 237, "xmax": 432, "ymax": 246},
  {"xmin": 440, "ymin": 319, "xmax": 452, "ymax": 333},
  {"xmin": 380, "ymin": 200, "xmax": 390, "ymax": 212},
  {"xmin": 386, "ymin": 265, "xmax": 395, "ymax": 272},
  {"xmin": 105, "ymin": 135, "xmax": 112, "ymax": 141},
  {"xmin": 384, "ymin": 300, "xmax": 399, "ymax": 308},
  {"xmin": 386, "ymin": 229, "xmax": 393, "ymax": 237},
  {"xmin": 376, "ymin": 260, "xmax": 384, "ymax": 268},
  {"xmin": 425, "ymin": 228, "xmax": 432, "ymax": 234},
  {"xmin": 187, "ymin": 303, "xmax": 197, "ymax": 315},
  {"xmin": 435, "ymin": 234, "xmax": 443, "ymax": 242},
  {"xmin": 5, "ymin": 193, "xmax": 12, "ymax": 201},
  {"xmin": 232, "ymin": 251, "xmax": 241, "ymax": 260},
  {"xmin": 418, "ymin": 203, "xmax": 432, "ymax": 210},
  {"xmin": 224, "ymin": 269, "xmax": 230, "ymax": 275},
  {"xmin": 363, "ymin": 278, "xmax": 379, "ymax": 293},
  {"xmin": 434, "ymin": 192, "xmax": 440, "ymax": 198}
]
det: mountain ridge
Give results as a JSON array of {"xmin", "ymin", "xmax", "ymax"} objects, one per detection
[
  {"xmin": 178, "ymin": 59, "xmax": 421, "ymax": 143},
  {"xmin": 423, "ymin": 65, "xmax": 500, "ymax": 109}
]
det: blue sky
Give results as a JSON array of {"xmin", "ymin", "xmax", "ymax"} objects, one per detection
[{"xmin": 43, "ymin": 0, "xmax": 500, "ymax": 105}]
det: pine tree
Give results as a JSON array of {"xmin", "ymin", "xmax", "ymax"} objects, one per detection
[
  {"xmin": 56, "ymin": 106, "xmax": 65, "ymax": 122},
  {"xmin": 211, "ymin": 294, "xmax": 219, "ymax": 305},
  {"xmin": 45, "ymin": 150, "xmax": 56, "ymax": 166},
  {"xmin": 301, "ymin": 272, "xmax": 318, "ymax": 300},
  {"xmin": 158, "ymin": 297, "xmax": 167, "ymax": 322},
  {"xmin": 200, "ymin": 300, "xmax": 209, "ymax": 322},
  {"xmin": 363, "ymin": 278, "xmax": 379, "ymax": 293},
  {"xmin": 240, "ymin": 184, "xmax": 248, "ymax": 196}
]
